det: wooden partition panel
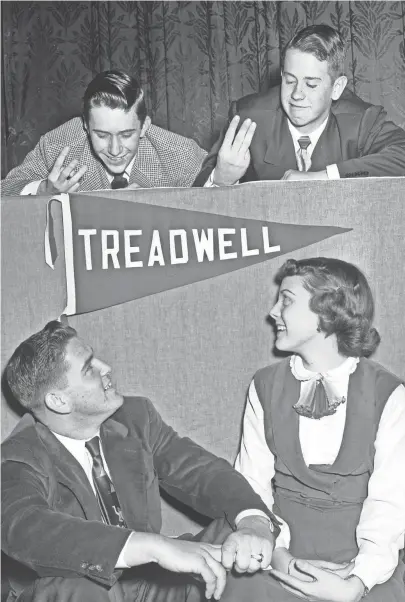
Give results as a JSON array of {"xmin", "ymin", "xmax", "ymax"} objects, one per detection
[{"xmin": 2, "ymin": 177, "xmax": 404, "ymax": 532}]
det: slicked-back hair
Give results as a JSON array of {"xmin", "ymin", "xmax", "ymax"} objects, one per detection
[
  {"xmin": 6, "ymin": 321, "xmax": 77, "ymax": 413},
  {"xmin": 83, "ymin": 70, "xmax": 147, "ymax": 125},
  {"xmin": 282, "ymin": 24, "xmax": 346, "ymax": 81},
  {"xmin": 275, "ymin": 257, "xmax": 380, "ymax": 358}
]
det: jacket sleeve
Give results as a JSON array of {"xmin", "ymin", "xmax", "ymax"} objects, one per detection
[
  {"xmin": 1, "ymin": 458, "xmax": 131, "ymax": 586},
  {"xmin": 192, "ymin": 101, "xmax": 239, "ymax": 187},
  {"xmin": 145, "ymin": 399, "xmax": 280, "ymax": 535},
  {"xmin": 1, "ymin": 135, "xmax": 54, "ymax": 195},
  {"xmin": 336, "ymin": 105, "xmax": 405, "ymax": 178}
]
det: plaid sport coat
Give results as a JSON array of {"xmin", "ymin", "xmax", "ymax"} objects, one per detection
[{"xmin": 2, "ymin": 117, "xmax": 207, "ymax": 195}]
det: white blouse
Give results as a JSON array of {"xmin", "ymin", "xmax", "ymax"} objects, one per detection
[{"xmin": 235, "ymin": 356, "xmax": 405, "ymax": 590}]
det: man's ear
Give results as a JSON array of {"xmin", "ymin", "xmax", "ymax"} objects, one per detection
[
  {"xmin": 331, "ymin": 75, "xmax": 348, "ymax": 101},
  {"xmin": 82, "ymin": 115, "xmax": 89, "ymax": 133},
  {"xmin": 45, "ymin": 391, "xmax": 72, "ymax": 415},
  {"xmin": 140, "ymin": 116, "xmax": 151, "ymax": 138}
]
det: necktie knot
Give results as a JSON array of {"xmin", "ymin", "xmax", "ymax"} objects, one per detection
[
  {"xmin": 111, "ymin": 174, "xmax": 128, "ymax": 189},
  {"xmin": 85, "ymin": 436, "xmax": 101, "ymax": 459},
  {"xmin": 298, "ymin": 136, "xmax": 311, "ymax": 150}
]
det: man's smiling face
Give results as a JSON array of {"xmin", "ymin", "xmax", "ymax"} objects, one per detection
[
  {"xmin": 281, "ymin": 48, "xmax": 346, "ymax": 134},
  {"xmin": 87, "ymin": 104, "xmax": 149, "ymax": 174},
  {"xmin": 60, "ymin": 337, "xmax": 123, "ymax": 420}
]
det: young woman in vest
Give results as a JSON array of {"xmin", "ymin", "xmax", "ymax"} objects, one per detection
[{"xmin": 228, "ymin": 257, "xmax": 405, "ymax": 602}]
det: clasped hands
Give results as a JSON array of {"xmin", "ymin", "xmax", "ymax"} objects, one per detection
[{"xmin": 269, "ymin": 548, "xmax": 366, "ymax": 602}]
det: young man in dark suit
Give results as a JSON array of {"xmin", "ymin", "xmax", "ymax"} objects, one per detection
[
  {"xmin": 194, "ymin": 24, "xmax": 405, "ymax": 185},
  {"xmin": 2, "ymin": 320, "xmax": 278, "ymax": 602}
]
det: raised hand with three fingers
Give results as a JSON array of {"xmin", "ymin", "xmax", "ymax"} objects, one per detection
[
  {"xmin": 37, "ymin": 146, "xmax": 87, "ymax": 194},
  {"xmin": 213, "ymin": 115, "xmax": 256, "ymax": 186}
]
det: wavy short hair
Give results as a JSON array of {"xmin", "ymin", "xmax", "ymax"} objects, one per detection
[
  {"xmin": 83, "ymin": 69, "xmax": 147, "ymax": 125},
  {"xmin": 6, "ymin": 321, "xmax": 77, "ymax": 413},
  {"xmin": 282, "ymin": 24, "xmax": 346, "ymax": 81},
  {"xmin": 275, "ymin": 257, "xmax": 380, "ymax": 358}
]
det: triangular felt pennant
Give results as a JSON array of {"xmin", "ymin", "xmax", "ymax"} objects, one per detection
[{"xmin": 54, "ymin": 194, "xmax": 351, "ymax": 315}]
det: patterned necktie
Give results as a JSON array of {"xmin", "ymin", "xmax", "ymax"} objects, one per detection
[
  {"xmin": 85, "ymin": 436, "xmax": 127, "ymax": 527},
  {"xmin": 111, "ymin": 174, "xmax": 128, "ymax": 189},
  {"xmin": 297, "ymin": 136, "xmax": 312, "ymax": 172}
]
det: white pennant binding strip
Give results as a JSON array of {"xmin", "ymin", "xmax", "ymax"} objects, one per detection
[{"xmin": 44, "ymin": 193, "xmax": 76, "ymax": 315}]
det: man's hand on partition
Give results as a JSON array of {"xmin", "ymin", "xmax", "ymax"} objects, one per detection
[
  {"xmin": 270, "ymin": 559, "xmax": 366, "ymax": 602},
  {"xmin": 281, "ymin": 169, "xmax": 328, "ymax": 181},
  {"xmin": 213, "ymin": 115, "xmax": 256, "ymax": 186},
  {"xmin": 126, "ymin": 182, "xmax": 142, "ymax": 189},
  {"xmin": 37, "ymin": 146, "xmax": 87, "ymax": 194},
  {"xmin": 221, "ymin": 515, "xmax": 274, "ymax": 574},
  {"xmin": 123, "ymin": 533, "xmax": 226, "ymax": 600}
]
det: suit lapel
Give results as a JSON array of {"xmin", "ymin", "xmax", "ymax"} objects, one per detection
[
  {"xmin": 128, "ymin": 137, "xmax": 159, "ymax": 188},
  {"xmin": 101, "ymin": 417, "xmax": 150, "ymax": 532},
  {"xmin": 263, "ymin": 111, "xmax": 297, "ymax": 170},
  {"xmin": 310, "ymin": 113, "xmax": 343, "ymax": 170},
  {"xmin": 36, "ymin": 423, "xmax": 102, "ymax": 521},
  {"xmin": 80, "ymin": 143, "xmax": 111, "ymax": 192}
]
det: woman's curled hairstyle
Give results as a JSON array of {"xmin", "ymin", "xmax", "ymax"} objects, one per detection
[{"xmin": 276, "ymin": 257, "xmax": 380, "ymax": 358}]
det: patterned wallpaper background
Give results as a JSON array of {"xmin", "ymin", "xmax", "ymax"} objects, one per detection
[{"xmin": 2, "ymin": 0, "xmax": 405, "ymax": 176}]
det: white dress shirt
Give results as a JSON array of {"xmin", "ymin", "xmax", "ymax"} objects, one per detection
[
  {"xmin": 287, "ymin": 117, "xmax": 340, "ymax": 179},
  {"xmin": 235, "ymin": 356, "xmax": 405, "ymax": 590}
]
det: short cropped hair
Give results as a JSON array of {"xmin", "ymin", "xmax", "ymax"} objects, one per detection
[
  {"xmin": 275, "ymin": 257, "xmax": 380, "ymax": 358},
  {"xmin": 5, "ymin": 321, "xmax": 77, "ymax": 413},
  {"xmin": 282, "ymin": 24, "xmax": 346, "ymax": 81},
  {"xmin": 83, "ymin": 70, "xmax": 147, "ymax": 125}
]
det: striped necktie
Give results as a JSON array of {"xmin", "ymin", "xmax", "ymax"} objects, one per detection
[
  {"xmin": 111, "ymin": 174, "xmax": 128, "ymax": 189},
  {"xmin": 85, "ymin": 436, "xmax": 127, "ymax": 527},
  {"xmin": 297, "ymin": 136, "xmax": 312, "ymax": 172}
]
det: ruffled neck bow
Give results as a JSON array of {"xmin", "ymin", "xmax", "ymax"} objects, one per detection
[{"xmin": 290, "ymin": 355, "xmax": 359, "ymax": 420}]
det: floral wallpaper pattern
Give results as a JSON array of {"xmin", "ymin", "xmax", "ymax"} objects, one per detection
[{"xmin": 2, "ymin": 1, "xmax": 405, "ymax": 176}]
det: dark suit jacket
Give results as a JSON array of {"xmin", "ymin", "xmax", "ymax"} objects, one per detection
[
  {"xmin": 1, "ymin": 397, "xmax": 273, "ymax": 589},
  {"xmin": 2, "ymin": 119, "xmax": 207, "ymax": 195},
  {"xmin": 193, "ymin": 86, "xmax": 405, "ymax": 184}
]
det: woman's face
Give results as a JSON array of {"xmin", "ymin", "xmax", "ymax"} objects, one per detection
[{"xmin": 269, "ymin": 275, "xmax": 322, "ymax": 355}]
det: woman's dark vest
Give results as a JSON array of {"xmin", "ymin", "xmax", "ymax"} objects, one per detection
[{"xmin": 254, "ymin": 357, "xmax": 401, "ymax": 562}]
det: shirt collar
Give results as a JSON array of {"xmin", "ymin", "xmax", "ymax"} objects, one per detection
[
  {"xmin": 105, "ymin": 155, "xmax": 136, "ymax": 184},
  {"xmin": 287, "ymin": 115, "xmax": 329, "ymax": 152},
  {"xmin": 291, "ymin": 354, "xmax": 359, "ymax": 383},
  {"xmin": 52, "ymin": 430, "xmax": 101, "ymax": 455}
]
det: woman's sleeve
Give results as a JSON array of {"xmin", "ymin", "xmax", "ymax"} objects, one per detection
[
  {"xmin": 234, "ymin": 379, "xmax": 291, "ymax": 549},
  {"xmin": 351, "ymin": 384, "xmax": 405, "ymax": 590}
]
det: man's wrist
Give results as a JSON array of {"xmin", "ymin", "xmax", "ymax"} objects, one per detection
[
  {"xmin": 236, "ymin": 513, "xmax": 274, "ymax": 533},
  {"xmin": 37, "ymin": 179, "xmax": 49, "ymax": 194},
  {"xmin": 122, "ymin": 531, "xmax": 164, "ymax": 567},
  {"xmin": 212, "ymin": 167, "xmax": 238, "ymax": 187},
  {"xmin": 345, "ymin": 574, "xmax": 369, "ymax": 600}
]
